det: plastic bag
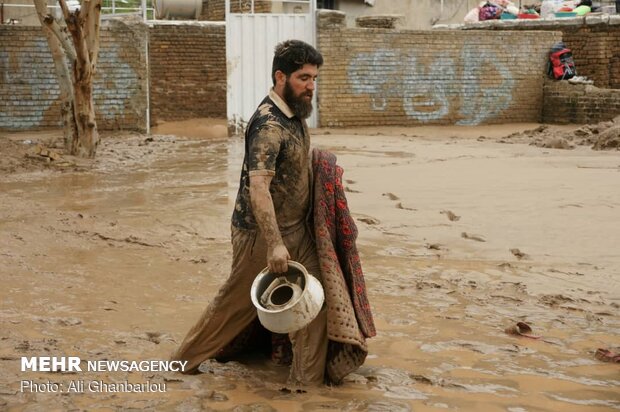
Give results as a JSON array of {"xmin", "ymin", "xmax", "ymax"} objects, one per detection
[{"xmin": 464, "ymin": 7, "xmax": 480, "ymax": 22}]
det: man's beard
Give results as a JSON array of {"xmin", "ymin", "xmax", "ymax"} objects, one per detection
[{"xmin": 283, "ymin": 80, "xmax": 313, "ymax": 119}]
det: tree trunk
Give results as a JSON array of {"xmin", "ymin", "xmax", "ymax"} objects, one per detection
[
  {"xmin": 71, "ymin": 69, "xmax": 99, "ymax": 157},
  {"xmin": 64, "ymin": 10, "xmax": 99, "ymax": 158},
  {"xmin": 34, "ymin": 0, "xmax": 102, "ymax": 158},
  {"xmin": 33, "ymin": 1, "xmax": 77, "ymax": 149}
]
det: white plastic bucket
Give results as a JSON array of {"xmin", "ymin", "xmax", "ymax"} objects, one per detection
[{"xmin": 250, "ymin": 261, "xmax": 324, "ymax": 334}]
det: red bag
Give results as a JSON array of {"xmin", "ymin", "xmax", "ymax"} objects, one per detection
[{"xmin": 548, "ymin": 43, "xmax": 576, "ymax": 80}]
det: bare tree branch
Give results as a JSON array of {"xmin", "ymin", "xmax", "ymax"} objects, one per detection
[
  {"xmin": 33, "ymin": 0, "xmax": 77, "ymax": 149},
  {"xmin": 44, "ymin": 15, "xmax": 77, "ymax": 62},
  {"xmin": 83, "ymin": 0, "xmax": 102, "ymax": 69},
  {"xmin": 33, "ymin": 0, "xmax": 75, "ymax": 62},
  {"xmin": 57, "ymin": 0, "xmax": 71, "ymax": 21}
]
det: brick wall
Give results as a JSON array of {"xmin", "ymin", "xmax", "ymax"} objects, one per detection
[
  {"xmin": 316, "ymin": 11, "xmax": 561, "ymax": 127},
  {"xmin": 148, "ymin": 22, "xmax": 226, "ymax": 123},
  {"xmin": 0, "ymin": 22, "xmax": 148, "ymax": 131},
  {"xmin": 559, "ymin": 21, "xmax": 620, "ymax": 89},
  {"xmin": 543, "ymin": 79, "xmax": 620, "ymax": 124},
  {"xmin": 461, "ymin": 16, "xmax": 620, "ymax": 89}
]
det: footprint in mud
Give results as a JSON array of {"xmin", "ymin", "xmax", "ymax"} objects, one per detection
[
  {"xmin": 345, "ymin": 179, "xmax": 361, "ymax": 193},
  {"xmin": 461, "ymin": 232, "xmax": 486, "ymax": 242},
  {"xmin": 382, "ymin": 192, "xmax": 400, "ymax": 201},
  {"xmin": 382, "ymin": 193, "xmax": 416, "ymax": 210},
  {"xmin": 357, "ymin": 216, "xmax": 380, "ymax": 225},
  {"xmin": 396, "ymin": 202, "xmax": 416, "ymax": 211}
]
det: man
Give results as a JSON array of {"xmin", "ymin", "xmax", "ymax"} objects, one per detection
[{"xmin": 172, "ymin": 39, "xmax": 327, "ymax": 385}]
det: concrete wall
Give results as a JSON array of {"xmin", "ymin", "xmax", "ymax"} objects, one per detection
[
  {"xmin": 316, "ymin": 11, "xmax": 562, "ymax": 127},
  {"xmin": 148, "ymin": 22, "xmax": 226, "ymax": 124},
  {"xmin": 543, "ymin": 79, "xmax": 620, "ymax": 124},
  {"xmin": 336, "ymin": 0, "xmax": 468, "ymax": 30},
  {"xmin": 461, "ymin": 15, "xmax": 620, "ymax": 89},
  {"xmin": 0, "ymin": 21, "xmax": 148, "ymax": 131}
]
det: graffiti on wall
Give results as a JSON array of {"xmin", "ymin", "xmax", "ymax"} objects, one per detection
[
  {"xmin": 0, "ymin": 40, "xmax": 140, "ymax": 129},
  {"xmin": 347, "ymin": 44, "xmax": 516, "ymax": 125}
]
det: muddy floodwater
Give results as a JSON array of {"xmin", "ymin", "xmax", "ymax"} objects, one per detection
[{"xmin": 1, "ymin": 122, "xmax": 619, "ymax": 411}]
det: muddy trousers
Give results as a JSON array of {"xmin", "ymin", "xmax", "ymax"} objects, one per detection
[{"xmin": 172, "ymin": 222, "xmax": 328, "ymax": 385}]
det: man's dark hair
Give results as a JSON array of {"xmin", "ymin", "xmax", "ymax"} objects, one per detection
[{"xmin": 271, "ymin": 40, "xmax": 323, "ymax": 85}]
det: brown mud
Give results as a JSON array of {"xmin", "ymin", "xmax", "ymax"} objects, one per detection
[{"xmin": 1, "ymin": 120, "xmax": 619, "ymax": 411}]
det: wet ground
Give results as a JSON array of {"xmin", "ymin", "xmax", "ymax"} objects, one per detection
[{"xmin": 0, "ymin": 122, "xmax": 619, "ymax": 411}]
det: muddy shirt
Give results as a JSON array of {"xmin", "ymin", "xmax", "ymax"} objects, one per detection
[{"xmin": 231, "ymin": 89, "xmax": 311, "ymax": 232}]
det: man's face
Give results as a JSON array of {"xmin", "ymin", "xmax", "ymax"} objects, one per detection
[{"xmin": 282, "ymin": 63, "xmax": 319, "ymax": 119}]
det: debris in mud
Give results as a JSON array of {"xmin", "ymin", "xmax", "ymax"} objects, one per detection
[
  {"xmin": 139, "ymin": 137, "xmax": 155, "ymax": 146},
  {"xmin": 37, "ymin": 317, "xmax": 82, "ymax": 326},
  {"xmin": 279, "ymin": 387, "xmax": 307, "ymax": 394},
  {"xmin": 498, "ymin": 116, "xmax": 620, "ymax": 150},
  {"xmin": 229, "ymin": 402, "xmax": 278, "ymax": 412},
  {"xmin": 26, "ymin": 145, "xmax": 64, "ymax": 162},
  {"xmin": 461, "ymin": 232, "xmax": 486, "ymax": 242},
  {"xmin": 440, "ymin": 210, "xmax": 460, "ymax": 221},
  {"xmin": 416, "ymin": 280, "xmax": 442, "ymax": 289},
  {"xmin": 140, "ymin": 331, "xmax": 173, "ymax": 345},
  {"xmin": 539, "ymin": 294, "xmax": 575, "ymax": 307},
  {"xmin": 592, "ymin": 126, "xmax": 620, "ymax": 150},
  {"xmin": 14, "ymin": 341, "xmax": 31, "ymax": 352},
  {"xmin": 535, "ymin": 137, "xmax": 574, "ymax": 150},
  {"xmin": 425, "ymin": 243, "xmax": 442, "ymax": 250},
  {"xmin": 504, "ymin": 322, "xmax": 541, "ymax": 339},
  {"xmin": 594, "ymin": 348, "xmax": 620, "ymax": 363},
  {"xmin": 510, "ymin": 248, "xmax": 529, "ymax": 260},
  {"xmin": 92, "ymin": 232, "xmax": 163, "ymax": 248},
  {"xmin": 198, "ymin": 389, "xmax": 229, "ymax": 401}
]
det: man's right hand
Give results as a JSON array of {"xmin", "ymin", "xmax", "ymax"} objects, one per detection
[{"xmin": 268, "ymin": 243, "xmax": 290, "ymax": 273}]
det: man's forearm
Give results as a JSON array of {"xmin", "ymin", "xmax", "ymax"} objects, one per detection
[{"xmin": 249, "ymin": 179, "xmax": 283, "ymax": 249}]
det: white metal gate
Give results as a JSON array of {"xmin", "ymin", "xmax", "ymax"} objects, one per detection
[{"xmin": 225, "ymin": 0, "xmax": 317, "ymax": 135}]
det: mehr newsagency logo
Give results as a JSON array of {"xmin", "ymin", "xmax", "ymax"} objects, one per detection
[{"xmin": 20, "ymin": 356, "xmax": 188, "ymax": 393}]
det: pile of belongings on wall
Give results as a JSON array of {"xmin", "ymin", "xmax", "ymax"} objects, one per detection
[{"xmin": 464, "ymin": 0, "xmax": 592, "ymax": 22}]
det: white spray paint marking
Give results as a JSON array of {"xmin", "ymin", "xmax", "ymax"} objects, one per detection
[
  {"xmin": 348, "ymin": 49, "xmax": 399, "ymax": 111},
  {"xmin": 456, "ymin": 45, "xmax": 515, "ymax": 126},
  {"xmin": 347, "ymin": 45, "xmax": 516, "ymax": 125},
  {"xmin": 402, "ymin": 53, "xmax": 454, "ymax": 122}
]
